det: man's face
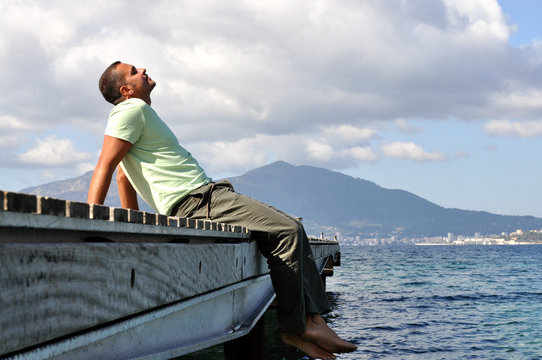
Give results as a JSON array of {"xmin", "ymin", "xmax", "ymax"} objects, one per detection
[{"xmin": 118, "ymin": 63, "xmax": 156, "ymax": 99}]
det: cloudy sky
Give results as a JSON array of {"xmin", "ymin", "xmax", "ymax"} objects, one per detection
[{"xmin": 1, "ymin": 0, "xmax": 541, "ymax": 218}]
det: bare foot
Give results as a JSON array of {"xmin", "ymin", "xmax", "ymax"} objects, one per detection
[
  {"xmin": 281, "ymin": 333, "xmax": 337, "ymax": 360},
  {"xmin": 302, "ymin": 314, "xmax": 358, "ymax": 354}
]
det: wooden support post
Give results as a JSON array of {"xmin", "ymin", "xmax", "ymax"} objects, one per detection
[
  {"xmin": 320, "ymin": 255, "xmax": 337, "ymax": 290},
  {"xmin": 223, "ymin": 315, "xmax": 266, "ymax": 360}
]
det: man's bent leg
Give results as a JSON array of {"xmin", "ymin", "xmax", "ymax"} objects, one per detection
[
  {"xmin": 174, "ymin": 186, "xmax": 324, "ymax": 333},
  {"xmin": 174, "ymin": 186, "xmax": 356, "ymax": 355},
  {"xmin": 300, "ymin": 229, "xmax": 330, "ymax": 314}
]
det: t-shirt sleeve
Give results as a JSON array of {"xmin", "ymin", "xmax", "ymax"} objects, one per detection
[{"xmin": 104, "ymin": 101, "xmax": 145, "ymax": 144}]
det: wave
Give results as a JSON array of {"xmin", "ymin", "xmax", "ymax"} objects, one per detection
[{"xmin": 375, "ymin": 291, "xmax": 542, "ymax": 304}]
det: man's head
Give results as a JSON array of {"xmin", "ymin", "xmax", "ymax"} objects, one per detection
[{"xmin": 98, "ymin": 61, "xmax": 156, "ymax": 105}]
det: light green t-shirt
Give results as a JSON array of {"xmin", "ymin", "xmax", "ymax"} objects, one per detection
[{"xmin": 105, "ymin": 98, "xmax": 211, "ymax": 215}]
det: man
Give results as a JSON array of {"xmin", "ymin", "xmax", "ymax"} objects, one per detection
[{"xmin": 88, "ymin": 61, "xmax": 357, "ymax": 359}]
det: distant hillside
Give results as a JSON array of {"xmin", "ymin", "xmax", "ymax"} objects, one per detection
[
  {"xmin": 22, "ymin": 171, "xmax": 101, "ymax": 203},
  {"xmin": 21, "ymin": 161, "xmax": 542, "ymax": 238},
  {"xmin": 21, "ymin": 171, "xmax": 154, "ymax": 212},
  {"xmin": 227, "ymin": 161, "xmax": 542, "ymax": 237}
]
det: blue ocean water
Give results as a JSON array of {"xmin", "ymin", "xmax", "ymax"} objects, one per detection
[
  {"xmin": 179, "ymin": 245, "xmax": 542, "ymax": 359},
  {"xmin": 326, "ymin": 245, "xmax": 542, "ymax": 359}
]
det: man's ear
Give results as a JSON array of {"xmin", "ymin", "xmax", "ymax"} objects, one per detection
[{"xmin": 119, "ymin": 84, "xmax": 133, "ymax": 97}]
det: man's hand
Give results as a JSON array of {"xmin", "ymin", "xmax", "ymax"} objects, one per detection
[{"xmin": 88, "ymin": 135, "xmax": 133, "ymax": 205}]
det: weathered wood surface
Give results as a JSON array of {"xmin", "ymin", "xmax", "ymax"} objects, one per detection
[
  {"xmin": 0, "ymin": 242, "xmax": 268, "ymax": 355},
  {"xmin": 0, "ymin": 191, "xmax": 340, "ymax": 358},
  {"xmin": 0, "ymin": 191, "xmax": 250, "ymax": 242},
  {"xmin": 7, "ymin": 275, "xmax": 276, "ymax": 360}
]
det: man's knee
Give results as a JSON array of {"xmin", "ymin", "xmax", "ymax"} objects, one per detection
[{"xmin": 279, "ymin": 220, "xmax": 304, "ymax": 245}]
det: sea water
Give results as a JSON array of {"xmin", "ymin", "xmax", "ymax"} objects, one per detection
[
  {"xmin": 326, "ymin": 245, "xmax": 542, "ymax": 359},
  {"xmin": 179, "ymin": 245, "xmax": 542, "ymax": 359}
]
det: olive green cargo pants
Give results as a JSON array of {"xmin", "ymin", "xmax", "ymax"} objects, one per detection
[{"xmin": 173, "ymin": 182, "xmax": 330, "ymax": 334}]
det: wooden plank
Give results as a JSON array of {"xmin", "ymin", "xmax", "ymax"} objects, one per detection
[
  {"xmin": 90, "ymin": 204, "xmax": 110, "ymax": 220},
  {"xmin": 110, "ymin": 207, "xmax": 128, "ymax": 222},
  {"xmin": 157, "ymin": 214, "xmax": 168, "ymax": 226},
  {"xmin": 0, "ymin": 242, "xmax": 268, "ymax": 354},
  {"xmin": 5, "ymin": 192, "xmax": 37, "ymax": 213},
  {"xmin": 167, "ymin": 216, "xmax": 178, "ymax": 227},
  {"xmin": 0, "ymin": 192, "xmax": 249, "ymax": 237},
  {"xmin": 178, "ymin": 217, "xmax": 188, "ymax": 228},
  {"xmin": 143, "ymin": 211, "xmax": 156, "ymax": 225},
  {"xmin": 39, "ymin": 197, "xmax": 67, "ymax": 217},
  {"xmin": 128, "ymin": 209, "xmax": 143, "ymax": 224},
  {"xmin": 0, "ymin": 212, "xmax": 250, "ymax": 242},
  {"xmin": 66, "ymin": 201, "xmax": 90, "ymax": 219}
]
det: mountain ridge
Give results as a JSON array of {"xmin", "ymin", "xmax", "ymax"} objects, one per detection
[{"xmin": 20, "ymin": 161, "xmax": 542, "ymax": 238}]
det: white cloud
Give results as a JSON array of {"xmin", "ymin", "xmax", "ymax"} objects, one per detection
[
  {"xmin": 18, "ymin": 136, "xmax": 91, "ymax": 166},
  {"xmin": 320, "ymin": 125, "xmax": 378, "ymax": 146},
  {"xmin": 341, "ymin": 146, "xmax": 380, "ymax": 163},
  {"xmin": 189, "ymin": 137, "xmax": 269, "ymax": 175},
  {"xmin": 76, "ymin": 162, "xmax": 97, "ymax": 175},
  {"xmin": 1, "ymin": 3, "xmax": 75, "ymax": 55},
  {"xmin": 0, "ymin": 1, "xmax": 526, "ymax": 130},
  {"xmin": 382, "ymin": 141, "xmax": 448, "ymax": 162},
  {"xmin": 490, "ymin": 89, "xmax": 542, "ymax": 117},
  {"xmin": 394, "ymin": 119, "xmax": 421, "ymax": 134},
  {"xmin": 189, "ymin": 124, "xmax": 380, "ymax": 175},
  {"xmin": 443, "ymin": 0, "xmax": 511, "ymax": 41},
  {"xmin": 0, "ymin": 136, "xmax": 19, "ymax": 149},
  {"xmin": 305, "ymin": 140, "xmax": 334, "ymax": 163},
  {"xmin": 484, "ymin": 119, "xmax": 542, "ymax": 138},
  {"xmin": 0, "ymin": 114, "xmax": 41, "ymax": 131},
  {"xmin": 304, "ymin": 139, "xmax": 379, "ymax": 164},
  {"xmin": 1, "ymin": 0, "xmax": 541, "ymax": 178}
]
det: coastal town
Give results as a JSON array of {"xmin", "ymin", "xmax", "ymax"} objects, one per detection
[{"xmin": 333, "ymin": 228, "xmax": 542, "ymax": 246}]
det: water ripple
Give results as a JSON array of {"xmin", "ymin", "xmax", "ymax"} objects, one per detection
[{"xmin": 325, "ymin": 245, "xmax": 542, "ymax": 360}]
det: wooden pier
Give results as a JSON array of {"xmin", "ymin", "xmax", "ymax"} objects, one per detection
[{"xmin": 0, "ymin": 191, "xmax": 340, "ymax": 359}]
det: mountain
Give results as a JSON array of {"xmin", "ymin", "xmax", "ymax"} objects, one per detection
[
  {"xmin": 20, "ymin": 161, "xmax": 542, "ymax": 238},
  {"xmin": 20, "ymin": 171, "xmax": 154, "ymax": 212},
  {"xmin": 22, "ymin": 170, "xmax": 100, "ymax": 203},
  {"xmin": 227, "ymin": 161, "xmax": 542, "ymax": 237}
]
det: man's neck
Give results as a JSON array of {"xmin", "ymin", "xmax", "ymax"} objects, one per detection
[{"xmin": 125, "ymin": 95, "xmax": 152, "ymax": 106}]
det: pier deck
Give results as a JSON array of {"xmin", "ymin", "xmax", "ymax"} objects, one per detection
[{"xmin": 0, "ymin": 191, "xmax": 340, "ymax": 359}]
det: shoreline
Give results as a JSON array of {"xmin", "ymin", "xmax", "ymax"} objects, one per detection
[{"xmin": 415, "ymin": 242, "xmax": 541, "ymax": 246}]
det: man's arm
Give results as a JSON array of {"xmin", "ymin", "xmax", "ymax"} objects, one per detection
[
  {"xmin": 87, "ymin": 135, "xmax": 133, "ymax": 205},
  {"xmin": 117, "ymin": 165, "xmax": 139, "ymax": 210}
]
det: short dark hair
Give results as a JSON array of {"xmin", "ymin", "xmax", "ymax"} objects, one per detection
[{"xmin": 98, "ymin": 61, "xmax": 125, "ymax": 105}]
